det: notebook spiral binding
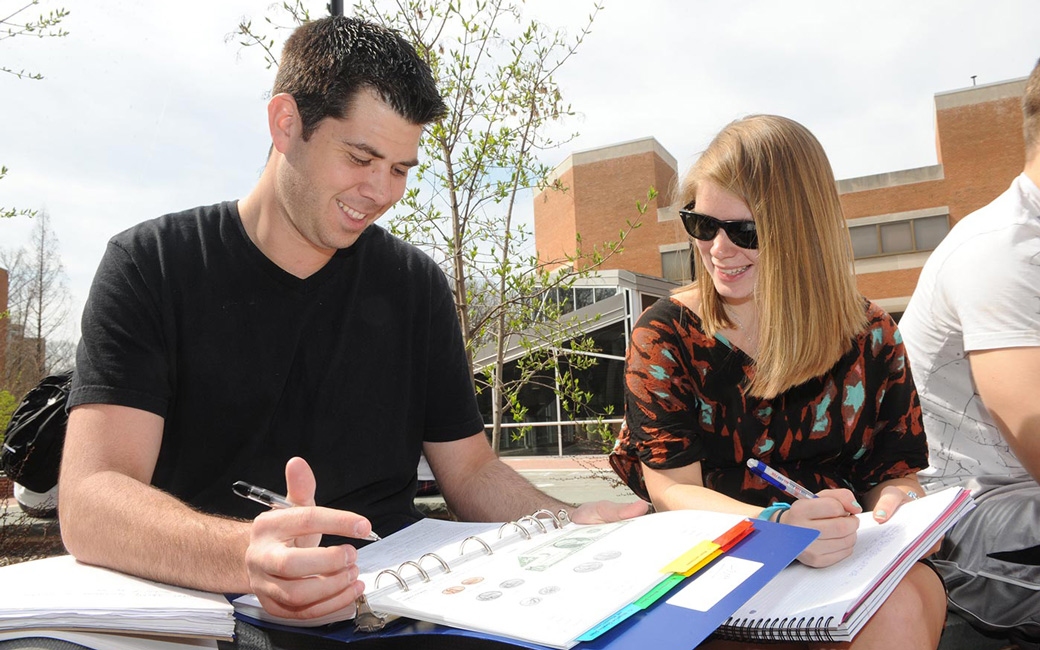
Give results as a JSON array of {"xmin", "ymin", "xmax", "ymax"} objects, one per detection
[
  {"xmin": 356, "ymin": 508, "xmax": 568, "ymax": 633},
  {"xmin": 716, "ymin": 613, "xmax": 835, "ymax": 643}
]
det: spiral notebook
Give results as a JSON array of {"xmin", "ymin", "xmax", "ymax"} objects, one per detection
[{"xmin": 715, "ymin": 486, "xmax": 974, "ymax": 643}]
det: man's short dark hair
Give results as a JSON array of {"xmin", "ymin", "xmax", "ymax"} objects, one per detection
[
  {"xmin": 273, "ymin": 16, "xmax": 447, "ymax": 140},
  {"xmin": 1024, "ymin": 57, "xmax": 1040, "ymax": 159}
]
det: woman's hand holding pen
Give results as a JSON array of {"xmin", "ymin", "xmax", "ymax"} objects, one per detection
[
  {"xmin": 782, "ymin": 488, "xmax": 862, "ymax": 568},
  {"xmin": 243, "ymin": 457, "xmax": 374, "ymax": 620},
  {"xmin": 747, "ymin": 459, "xmax": 862, "ymax": 568}
]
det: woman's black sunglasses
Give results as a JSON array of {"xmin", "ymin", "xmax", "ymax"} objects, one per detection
[{"xmin": 678, "ymin": 202, "xmax": 758, "ymax": 250}]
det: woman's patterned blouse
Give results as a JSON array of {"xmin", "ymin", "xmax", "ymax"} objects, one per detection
[{"xmin": 609, "ymin": 297, "xmax": 927, "ymax": 506}]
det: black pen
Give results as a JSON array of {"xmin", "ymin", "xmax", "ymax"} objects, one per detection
[{"xmin": 232, "ymin": 480, "xmax": 381, "ymax": 541}]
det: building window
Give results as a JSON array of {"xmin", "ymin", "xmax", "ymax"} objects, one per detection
[
  {"xmin": 536, "ymin": 284, "xmax": 621, "ymax": 321},
  {"xmin": 848, "ymin": 214, "xmax": 950, "ymax": 259},
  {"xmin": 475, "ymin": 322, "xmax": 628, "ymax": 456},
  {"xmin": 575, "ymin": 287, "xmax": 595, "ymax": 310},
  {"xmin": 661, "ymin": 247, "xmax": 692, "ymax": 282},
  {"xmin": 880, "ymin": 221, "xmax": 913, "ymax": 255},
  {"xmin": 913, "ymin": 215, "xmax": 949, "ymax": 250}
]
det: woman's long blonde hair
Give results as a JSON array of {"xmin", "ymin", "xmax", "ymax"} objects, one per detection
[{"xmin": 679, "ymin": 115, "xmax": 867, "ymax": 399}]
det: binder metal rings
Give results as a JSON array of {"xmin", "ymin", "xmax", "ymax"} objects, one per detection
[
  {"xmin": 460, "ymin": 535, "xmax": 494, "ymax": 556},
  {"xmin": 517, "ymin": 514, "xmax": 548, "ymax": 534},
  {"xmin": 353, "ymin": 594, "xmax": 388, "ymax": 633},
  {"xmin": 532, "ymin": 509, "xmax": 563, "ymax": 528},
  {"xmin": 498, "ymin": 521, "xmax": 532, "ymax": 540},
  {"xmin": 397, "ymin": 560, "xmax": 430, "ymax": 582},
  {"xmin": 375, "ymin": 558, "xmax": 438, "ymax": 593},
  {"xmin": 418, "ymin": 552, "xmax": 451, "ymax": 574},
  {"xmin": 375, "ymin": 569, "xmax": 409, "ymax": 591}
]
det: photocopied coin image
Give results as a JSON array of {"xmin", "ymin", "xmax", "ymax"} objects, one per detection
[
  {"xmin": 442, "ymin": 586, "xmax": 465, "ymax": 595},
  {"xmin": 461, "ymin": 576, "xmax": 485, "ymax": 585},
  {"xmin": 573, "ymin": 562, "xmax": 604, "ymax": 573},
  {"xmin": 520, "ymin": 597, "xmax": 542, "ymax": 606},
  {"xmin": 499, "ymin": 578, "xmax": 525, "ymax": 588},
  {"xmin": 476, "ymin": 591, "xmax": 503, "ymax": 601},
  {"xmin": 518, "ymin": 522, "xmax": 621, "ymax": 572},
  {"xmin": 538, "ymin": 585, "xmax": 561, "ymax": 595},
  {"xmin": 552, "ymin": 536, "xmax": 593, "ymax": 549},
  {"xmin": 593, "ymin": 550, "xmax": 622, "ymax": 561}
]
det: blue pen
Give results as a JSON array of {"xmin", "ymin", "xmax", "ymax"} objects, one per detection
[{"xmin": 746, "ymin": 459, "xmax": 818, "ymax": 501}]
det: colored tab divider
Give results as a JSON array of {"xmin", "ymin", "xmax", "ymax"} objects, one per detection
[
  {"xmin": 575, "ymin": 519, "xmax": 759, "ymax": 644},
  {"xmin": 682, "ymin": 548, "xmax": 723, "ymax": 577},
  {"xmin": 634, "ymin": 573, "xmax": 686, "ymax": 609},
  {"xmin": 661, "ymin": 540, "xmax": 719, "ymax": 574},
  {"xmin": 660, "ymin": 519, "xmax": 756, "ymax": 575},
  {"xmin": 575, "ymin": 603, "xmax": 642, "ymax": 642},
  {"xmin": 678, "ymin": 519, "xmax": 755, "ymax": 576},
  {"xmin": 715, "ymin": 519, "xmax": 755, "ymax": 552}
]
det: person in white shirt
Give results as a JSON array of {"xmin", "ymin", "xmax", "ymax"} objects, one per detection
[{"xmin": 899, "ymin": 57, "xmax": 1040, "ymax": 648}]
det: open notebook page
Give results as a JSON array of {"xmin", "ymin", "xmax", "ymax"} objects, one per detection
[{"xmin": 726, "ymin": 486, "xmax": 967, "ymax": 622}]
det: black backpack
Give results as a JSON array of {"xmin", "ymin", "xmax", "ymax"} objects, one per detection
[{"xmin": 1, "ymin": 369, "xmax": 73, "ymax": 493}]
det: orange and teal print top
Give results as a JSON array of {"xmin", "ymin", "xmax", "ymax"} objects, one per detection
[{"xmin": 609, "ymin": 298, "xmax": 927, "ymax": 507}]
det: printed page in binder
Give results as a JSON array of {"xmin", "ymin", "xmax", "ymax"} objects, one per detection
[
  {"xmin": 363, "ymin": 510, "xmax": 755, "ymax": 649},
  {"xmin": 232, "ymin": 518, "xmax": 501, "ymax": 627}
]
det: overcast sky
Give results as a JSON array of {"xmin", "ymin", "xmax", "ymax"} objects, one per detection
[{"xmin": 3, "ymin": 0, "xmax": 1039, "ymax": 342}]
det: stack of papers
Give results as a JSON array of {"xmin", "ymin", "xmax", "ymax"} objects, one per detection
[{"xmin": 0, "ymin": 555, "xmax": 234, "ymax": 640}]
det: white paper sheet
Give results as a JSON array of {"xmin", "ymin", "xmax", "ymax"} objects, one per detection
[{"xmin": 0, "ymin": 556, "xmax": 234, "ymax": 639}]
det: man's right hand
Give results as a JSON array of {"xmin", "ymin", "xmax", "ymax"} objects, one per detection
[
  {"xmin": 244, "ymin": 457, "xmax": 376, "ymax": 619},
  {"xmin": 781, "ymin": 488, "xmax": 861, "ymax": 568}
]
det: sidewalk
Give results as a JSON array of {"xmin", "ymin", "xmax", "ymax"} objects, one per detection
[
  {"xmin": 0, "ymin": 498, "xmax": 64, "ymax": 565},
  {"xmin": 415, "ymin": 454, "xmax": 638, "ymax": 519},
  {"xmin": 501, "ymin": 454, "xmax": 635, "ymax": 503},
  {"xmin": 0, "ymin": 498, "xmax": 59, "ymax": 531}
]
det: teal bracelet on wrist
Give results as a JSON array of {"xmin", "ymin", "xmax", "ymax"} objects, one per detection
[{"xmin": 757, "ymin": 502, "xmax": 791, "ymax": 522}]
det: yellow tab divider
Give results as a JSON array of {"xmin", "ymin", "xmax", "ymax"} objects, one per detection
[
  {"xmin": 682, "ymin": 548, "xmax": 723, "ymax": 576},
  {"xmin": 661, "ymin": 540, "xmax": 719, "ymax": 574}
]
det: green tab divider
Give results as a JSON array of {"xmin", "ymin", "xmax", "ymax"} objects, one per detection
[{"xmin": 634, "ymin": 573, "xmax": 686, "ymax": 609}]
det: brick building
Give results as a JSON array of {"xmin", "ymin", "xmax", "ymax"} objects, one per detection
[{"xmin": 534, "ymin": 76, "xmax": 1029, "ymax": 318}]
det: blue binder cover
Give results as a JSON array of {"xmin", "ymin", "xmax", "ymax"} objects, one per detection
[{"xmin": 234, "ymin": 519, "xmax": 817, "ymax": 649}]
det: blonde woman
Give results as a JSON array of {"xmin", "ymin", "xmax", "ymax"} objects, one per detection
[{"xmin": 610, "ymin": 115, "xmax": 946, "ymax": 649}]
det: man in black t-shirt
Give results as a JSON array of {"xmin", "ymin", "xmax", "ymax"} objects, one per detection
[{"xmin": 58, "ymin": 16, "xmax": 645, "ymax": 622}]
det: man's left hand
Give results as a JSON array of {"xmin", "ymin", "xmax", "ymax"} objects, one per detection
[{"xmin": 570, "ymin": 500, "xmax": 649, "ymax": 524}]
